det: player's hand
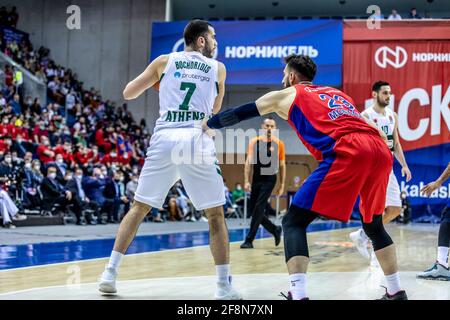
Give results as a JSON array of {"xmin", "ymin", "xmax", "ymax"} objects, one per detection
[
  {"xmin": 401, "ymin": 166, "xmax": 412, "ymax": 182},
  {"xmin": 420, "ymin": 181, "xmax": 440, "ymax": 197},
  {"xmin": 276, "ymin": 183, "xmax": 285, "ymax": 197},
  {"xmin": 245, "ymin": 182, "xmax": 251, "ymax": 193},
  {"xmin": 201, "ymin": 118, "xmax": 215, "ymax": 137}
]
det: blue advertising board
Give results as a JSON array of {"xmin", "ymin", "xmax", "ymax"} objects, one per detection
[{"xmin": 151, "ymin": 20, "xmax": 342, "ymax": 86}]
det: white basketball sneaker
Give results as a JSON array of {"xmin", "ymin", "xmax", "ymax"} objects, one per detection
[
  {"xmin": 349, "ymin": 229, "xmax": 370, "ymax": 260},
  {"xmin": 98, "ymin": 267, "xmax": 118, "ymax": 294},
  {"xmin": 214, "ymin": 276, "xmax": 243, "ymax": 300}
]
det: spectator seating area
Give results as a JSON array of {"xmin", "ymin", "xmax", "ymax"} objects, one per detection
[{"xmin": 0, "ymin": 6, "xmax": 249, "ymax": 228}]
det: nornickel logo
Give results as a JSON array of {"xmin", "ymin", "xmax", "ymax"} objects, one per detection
[{"xmin": 375, "ymin": 46, "xmax": 408, "ymax": 69}]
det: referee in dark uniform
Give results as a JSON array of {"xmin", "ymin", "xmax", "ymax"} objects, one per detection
[{"xmin": 241, "ymin": 117, "xmax": 286, "ymax": 249}]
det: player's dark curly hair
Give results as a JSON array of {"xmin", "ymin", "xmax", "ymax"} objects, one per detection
[
  {"xmin": 372, "ymin": 81, "xmax": 390, "ymax": 92},
  {"xmin": 184, "ymin": 20, "xmax": 213, "ymax": 48},
  {"xmin": 284, "ymin": 54, "xmax": 317, "ymax": 81}
]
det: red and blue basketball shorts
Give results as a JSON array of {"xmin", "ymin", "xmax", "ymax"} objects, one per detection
[{"xmin": 291, "ymin": 132, "xmax": 393, "ymax": 223}]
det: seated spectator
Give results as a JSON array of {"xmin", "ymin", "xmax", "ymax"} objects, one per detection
[
  {"xmin": 74, "ymin": 145, "xmax": 90, "ymax": 168},
  {"xmin": 87, "ymin": 145, "xmax": 101, "ymax": 166},
  {"xmin": 409, "ymin": 7, "xmax": 422, "ymax": 19},
  {"xmin": 10, "ymin": 94, "xmax": 21, "ymax": 115},
  {"xmin": 0, "ymin": 152, "xmax": 21, "ymax": 195},
  {"xmin": 54, "ymin": 140, "xmax": 75, "ymax": 166},
  {"xmin": 388, "ymin": 9, "xmax": 402, "ymax": 20},
  {"xmin": 40, "ymin": 166, "xmax": 79, "ymax": 222},
  {"xmin": 103, "ymin": 170, "xmax": 128, "ymax": 223},
  {"xmin": 52, "ymin": 153, "xmax": 68, "ymax": 185},
  {"xmin": 101, "ymin": 149, "xmax": 120, "ymax": 169},
  {"xmin": 66, "ymin": 167, "xmax": 102, "ymax": 225},
  {"xmin": 231, "ymin": 183, "xmax": 245, "ymax": 206},
  {"xmin": 1, "ymin": 185, "xmax": 26, "ymax": 228},
  {"xmin": 83, "ymin": 167, "xmax": 107, "ymax": 220},
  {"xmin": 36, "ymin": 136, "xmax": 55, "ymax": 165},
  {"xmin": 21, "ymin": 158, "xmax": 42, "ymax": 208}
]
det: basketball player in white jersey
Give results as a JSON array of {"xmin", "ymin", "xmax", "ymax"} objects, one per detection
[
  {"xmin": 98, "ymin": 20, "xmax": 242, "ymax": 300},
  {"xmin": 349, "ymin": 81, "xmax": 412, "ymax": 266}
]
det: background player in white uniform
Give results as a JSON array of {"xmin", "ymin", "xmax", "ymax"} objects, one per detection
[
  {"xmin": 98, "ymin": 20, "xmax": 241, "ymax": 300},
  {"xmin": 417, "ymin": 163, "xmax": 450, "ymax": 281},
  {"xmin": 350, "ymin": 81, "xmax": 412, "ymax": 266}
]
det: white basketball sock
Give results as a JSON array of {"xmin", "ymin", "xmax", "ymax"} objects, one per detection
[
  {"xmin": 385, "ymin": 272, "xmax": 402, "ymax": 295},
  {"xmin": 437, "ymin": 247, "xmax": 449, "ymax": 268},
  {"xmin": 107, "ymin": 251, "xmax": 124, "ymax": 271},
  {"xmin": 216, "ymin": 264, "xmax": 230, "ymax": 283},
  {"xmin": 289, "ymin": 273, "xmax": 307, "ymax": 300}
]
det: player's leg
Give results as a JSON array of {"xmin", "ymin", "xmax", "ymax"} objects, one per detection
[
  {"xmin": 180, "ymin": 161, "xmax": 242, "ymax": 300},
  {"xmin": 241, "ymin": 181, "xmax": 262, "ymax": 248},
  {"xmin": 417, "ymin": 207, "xmax": 450, "ymax": 280},
  {"xmin": 382, "ymin": 171, "xmax": 402, "ymax": 224},
  {"xmin": 244, "ymin": 179, "xmax": 280, "ymax": 247},
  {"xmin": 359, "ymin": 141, "xmax": 407, "ymax": 300},
  {"xmin": 99, "ymin": 134, "xmax": 178, "ymax": 294},
  {"xmin": 350, "ymin": 171, "xmax": 401, "ymax": 260},
  {"xmin": 282, "ymin": 205, "xmax": 318, "ymax": 300}
]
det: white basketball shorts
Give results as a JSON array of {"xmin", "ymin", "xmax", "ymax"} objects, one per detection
[
  {"xmin": 385, "ymin": 169, "xmax": 401, "ymax": 207},
  {"xmin": 134, "ymin": 127, "xmax": 225, "ymax": 210}
]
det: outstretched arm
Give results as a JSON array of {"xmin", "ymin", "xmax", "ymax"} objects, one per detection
[
  {"xmin": 123, "ymin": 54, "xmax": 169, "ymax": 100},
  {"xmin": 421, "ymin": 162, "xmax": 450, "ymax": 197},
  {"xmin": 204, "ymin": 86, "xmax": 296, "ymax": 130}
]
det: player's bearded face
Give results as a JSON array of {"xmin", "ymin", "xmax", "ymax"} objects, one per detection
[
  {"xmin": 376, "ymin": 86, "xmax": 392, "ymax": 107},
  {"xmin": 203, "ymin": 39, "xmax": 214, "ymax": 58},
  {"xmin": 201, "ymin": 28, "xmax": 216, "ymax": 59}
]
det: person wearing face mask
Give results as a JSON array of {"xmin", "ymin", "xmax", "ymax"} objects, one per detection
[
  {"xmin": 21, "ymin": 159, "xmax": 43, "ymax": 209},
  {"xmin": 83, "ymin": 167, "xmax": 107, "ymax": 224},
  {"xmin": 41, "ymin": 166, "xmax": 78, "ymax": 223},
  {"xmin": 103, "ymin": 171, "xmax": 124, "ymax": 223},
  {"xmin": 101, "ymin": 150, "xmax": 119, "ymax": 169},
  {"xmin": 36, "ymin": 136, "xmax": 55, "ymax": 165},
  {"xmin": 0, "ymin": 154, "xmax": 16, "ymax": 189},
  {"xmin": 66, "ymin": 168, "xmax": 101, "ymax": 225},
  {"xmin": 231, "ymin": 183, "xmax": 246, "ymax": 207},
  {"xmin": 13, "ymin": 134, "xmax": 27, "ymax": 158},
  {"xmin": 52, "ymin": 154, "xmax": 67, "ymax": 185}
]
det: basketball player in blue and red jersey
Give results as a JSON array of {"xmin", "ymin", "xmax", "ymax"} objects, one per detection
[{"xmin": 203, "ymin": 54, "xmax": 407, "ymax": 300}]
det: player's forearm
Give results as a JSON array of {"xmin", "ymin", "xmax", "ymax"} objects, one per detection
[
  {"xmin": 436, "ymin": 163, "xmax": 450, "ymax": 185},
  {"xmin": 123, "ymin": 80, "xmax": 149, "ymax": 100},
  {"xmin": 393, "ymin": 143, "xmax": 408, "ymax": 168},
  {"xmin": 207, "ymin": 102, "xmax": 260, "ymax": 129}
]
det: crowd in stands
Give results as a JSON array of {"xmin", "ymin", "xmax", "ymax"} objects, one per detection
[
  {"xmin": 0, "ymin": 6, "xmax": 250, "ymax": 228},
  {"xmin": 377, "ymin": 7, "xmax": 433, "ymax": 20}
]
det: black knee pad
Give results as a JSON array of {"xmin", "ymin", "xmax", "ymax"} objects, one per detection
[
  {"xmin": 282, "ymin": 205, "xmax": 318, "ymax": 261},
  {"xmin": 362, "ymin": 215, "xmax": 393, "ymax": 251},
  {"xmin": 282, "ymin": 206, "xmax": 316, "ymax": 230}
]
